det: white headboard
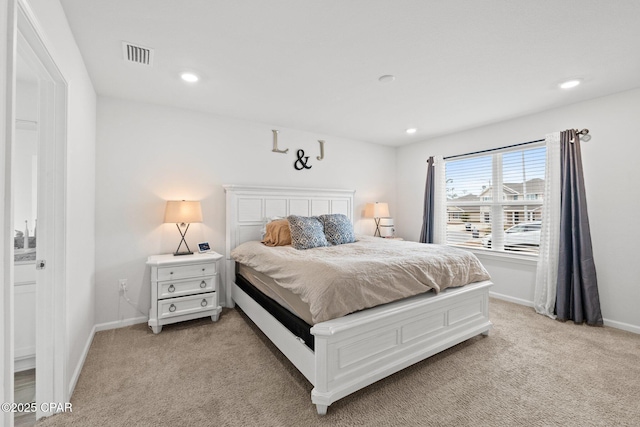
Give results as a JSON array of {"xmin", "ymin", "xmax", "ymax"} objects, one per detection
[{"xmin": 223, "ymin": 185, "xmax": 355, "ymax": 307}]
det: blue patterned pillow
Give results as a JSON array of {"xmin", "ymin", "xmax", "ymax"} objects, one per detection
[
  {"xmin": 320, "ymin": 214, "xmax": 355, "ymax": 245},
  {"xmin": 287, "ymin": 216, "xmax": 329, "ymax": 250}
]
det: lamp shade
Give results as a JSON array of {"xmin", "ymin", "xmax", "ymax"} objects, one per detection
[
  {"xmin": 164, "ymin": 200, "xmax": 203, "ymax": 224},
  {"xmin": 365, "ymin": 202, "xmax": 390, "ymax": 218}
]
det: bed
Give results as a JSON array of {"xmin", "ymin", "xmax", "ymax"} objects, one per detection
[{"xmin": 224, "ymin": 185, "xmax": 493, "ymax": 415}]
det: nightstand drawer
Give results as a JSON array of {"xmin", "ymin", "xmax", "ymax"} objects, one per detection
[
  {"xmin": 158, "ymin": 276, "xmax": 216, "ymax": 299},
  {"xmin": 157, "ymin": 262, "xmax": 216, "ymax": 281},
  {"xmin": 158, "ymin": 292, "xmax": 216, "ymax": 319}
]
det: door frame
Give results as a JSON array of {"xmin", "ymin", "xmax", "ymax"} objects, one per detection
[{"xmin": 1, "ymin": 0, "xmax": 18, "ymax": 425}]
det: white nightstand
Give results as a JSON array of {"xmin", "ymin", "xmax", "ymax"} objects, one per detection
[{"xmin": 147, "ymin": 252, "xmax": 223, "ymax": 334}]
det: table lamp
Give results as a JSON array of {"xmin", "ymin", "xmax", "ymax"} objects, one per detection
[
  {"xmin": 365, "ymin": 202, "xmax": 390, "ymax": 237},
  {"xmin": 164, "ymin": 200, "xmax": 203, "ymax": 255}
]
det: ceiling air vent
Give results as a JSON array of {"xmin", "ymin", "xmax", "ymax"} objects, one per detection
[{"xmin": 122, "ymin": 42, "xmax": 154, "ymax": 66}]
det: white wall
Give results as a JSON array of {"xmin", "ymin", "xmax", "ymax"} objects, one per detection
[
  {"xmin": 15, "ymin": 80, "xmax": 36, "ymax": 120},
  {"xmin": 27, "ymin": 0, "xmax": 96, "ymax": 395},
  {"xmin": 95, "ymin": 96, "xmax": 397, "ymax": 325},
  {"xmin": 14, "ymin": 81, "xmax": 38, "ymax": 234},
  {"xmin": 396, "ymin": 88, "xmax": 640, "ymax": 332},
  {"xmin": 13, "ymin": 129, "xmax": 37, "ymax": 234}
]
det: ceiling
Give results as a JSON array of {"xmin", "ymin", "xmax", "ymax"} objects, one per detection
[{"xmin": 59, "ymin": 0, "xmax": 640, "ymax": 146}]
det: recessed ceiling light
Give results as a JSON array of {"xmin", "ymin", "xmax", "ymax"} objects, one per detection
[
  {"xmin": 180, "ymin": 72, "xmax": 199, "ymax": 83},
  {"xmin": 378, "ymin": 75, "xmax": 396, "ymax": 83},
  {"xmin": 559, "ymin": 79, "xmax": 581, "ymax": 89},
  {"xmin": 406, "ymin": 128, "xmax": 417, "ymax": 134}
]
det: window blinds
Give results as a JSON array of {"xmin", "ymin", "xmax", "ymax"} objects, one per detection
[{"xmin": 444, "ymin": 144, "xmax": 546, "ymax": 254}]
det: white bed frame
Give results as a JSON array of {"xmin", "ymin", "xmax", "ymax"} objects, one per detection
[{"xmin": 224, "ymin": 185, "xmax": 492, "ymax": 415}]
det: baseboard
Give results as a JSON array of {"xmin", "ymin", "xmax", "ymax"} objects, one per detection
[
  {"xmin": 94, "ymin": 316, "xmax": 148, "ymax": 332},
  {"xmin": 68, "ymin": 324, "xmax": 96, "ymax": 397},
  {"xmin": 603, "ymin": 318, "xmax": 640, "ymax": 335},
  {"xmin": 489, "ymin": 291, "xmax": 534, "ymax": 307},
  {"xmin": 489, "ymin": 292, "xmax": 639, "ymax": 335},
  {"xmin": 14, "ymin": 355, "xmax": 35, "ymax": 372}
]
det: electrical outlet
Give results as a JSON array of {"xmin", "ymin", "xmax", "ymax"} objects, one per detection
[{"xmin": 119, "ymin": 279, "xmax": 127, "ymax": 292}]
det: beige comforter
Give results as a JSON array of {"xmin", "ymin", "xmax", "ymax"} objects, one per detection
[{"xmin": 231, "ymin": 236, "xmax": 491, "ymax": 324}]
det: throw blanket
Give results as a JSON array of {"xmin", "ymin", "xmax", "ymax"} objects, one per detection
[{"xmin": 231, "ymin": 236, "xmax": 491, "ymax": 324}]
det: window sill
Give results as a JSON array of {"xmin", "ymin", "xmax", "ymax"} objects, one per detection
[{"xmin": 451, "ymin": 245, "xmax": 539, "ymax": 266}]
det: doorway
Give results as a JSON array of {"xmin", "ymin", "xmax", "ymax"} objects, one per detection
[{"xmin": 13, "ymin": 50, "xmax": 39, "ymax": 426}]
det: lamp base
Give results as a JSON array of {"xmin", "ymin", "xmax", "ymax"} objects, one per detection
[
  {"xmin": 173, "ymin": 223, "xmax": 194, "ymax": 256},
  {"xmin": 173, "ymin": 251, "xmax": 194, "ymax": 256},
  {"xmin": 374, "ymin": 217, "xmax": 382, "ymax": 237}
]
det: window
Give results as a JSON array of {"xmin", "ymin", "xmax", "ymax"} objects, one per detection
[{"xmin": 444, "ymin": 145, "xmax": 546, "ymax": 254}]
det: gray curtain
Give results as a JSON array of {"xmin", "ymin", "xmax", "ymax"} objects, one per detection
[
  {"xmin": 419, "ymin": 156, "xmax": 435, "ymax": 243},
  {"xmin": 555, "ymin": 130, "xmax": 603, "ymax": 325}
]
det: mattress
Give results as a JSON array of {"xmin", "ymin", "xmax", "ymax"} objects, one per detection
[
  {"xmin": 231, "ymin": 236, "xmax": 491, "ymax": 324},
  {"xmin": 238, "ymin": 263, "xmax": 313, "ymax": 324},
  {"xmin": 235, "ymin": 271, "xmax": 315, "ymax": 350}
]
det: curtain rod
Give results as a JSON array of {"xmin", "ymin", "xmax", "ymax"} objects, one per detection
[{"xmin": 443, "ymin": 128, "xmax": 589, "ymax": 161}]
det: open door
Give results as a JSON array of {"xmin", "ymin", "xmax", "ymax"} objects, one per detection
[
  {"xmin": 2, "ymin": 1, "xmax": 68, "ymax": 424},
  {"xmin": 17, "ymin": 1, "xmax": 68, "ymax": 420}
]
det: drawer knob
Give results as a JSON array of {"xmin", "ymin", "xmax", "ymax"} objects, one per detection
[
  {"xmin": 200, "ymin": 281, "xmax": 206, "ymax": 288},
  {"xmin": 168, "ymin": 284, "xmax": 175, "ymax": 293},
  {"xmin": 202, "ymin": 268, "xmax": 205, "ymax": 272},
  {"xmin": 169, "ymin": 304, "xmax": 176, "ymax": 312},
  {"xmin": 201, "ymin": 299, "xmax": 208, "ymax": 307},
  {"xmin": 170, "ymin": 271, "xmax": 174, "ymax": 275}
]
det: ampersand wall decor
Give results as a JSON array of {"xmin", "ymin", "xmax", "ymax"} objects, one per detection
[
  {"xmin": 294, "ymin": 149, "xmax": 312, "ymax": 170},
  {"xmin": 270, "ymin": 130, "xmax": 327, "ymax": 170}
]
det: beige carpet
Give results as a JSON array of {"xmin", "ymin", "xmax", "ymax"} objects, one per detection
[{"xmin": 38, "ymin": 299, "xmax": 640, "ymax": 426}]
